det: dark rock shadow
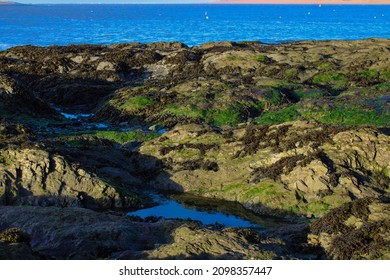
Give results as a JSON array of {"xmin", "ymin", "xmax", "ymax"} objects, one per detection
[
  {"xmin": 10, "ymin": 73, "xmax": 121, "ymax": 112},
  {"xmin": 0, "ymin": 206, "xmax": 184, "ymax": 260}
]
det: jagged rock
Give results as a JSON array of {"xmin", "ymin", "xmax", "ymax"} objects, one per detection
[
  {"xmin": 2, "ymin": 39, "xmax": 389, "ymax": 128},
  {"xmin": 325, "ymin": 128, "xmax": 390, "ymax": 179},
  {"xmin": 148, "ymin": 225, "xmax": 273, "ymax": 260},
  {"xmin": 281, "ymin": 160, "xmax": 330, "ymax": 195},
  {"xmin": 0, "ymin": 146, "xmax": 141, "ymax": 210},
  {"xmin": 308, "ymin": 197, "xmax": 390, "ymax": 260},
  {"xmin": 195, "ymin": 41, "xmax": 236, "ymax": 50},
  {"xmin": 0, "ymin": 40, "xmax": 389, "ymax": 260},
  {"xmin": 97, "ymin": 61, "xmax": 116, "ymax": 71},
  {"xmin": 141, "ymin": 121, "xmax": 389, "ymax": 217}
]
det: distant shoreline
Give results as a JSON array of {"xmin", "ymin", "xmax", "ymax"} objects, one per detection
[
  {"xmin": 0, "ymin": 0, "xmax": 390, "ymax": 6},
  {"xmin": 0, "ymin": 1, "xmax": 23, "ymax": 5},
  {"xmin": 2, "ymin": 38, "xmax": 390, "ymax": 52}
]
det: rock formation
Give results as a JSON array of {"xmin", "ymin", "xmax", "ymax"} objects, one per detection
[{"xmin": 0, "ymin": 40, "xmax": 388, "ymax": 259}]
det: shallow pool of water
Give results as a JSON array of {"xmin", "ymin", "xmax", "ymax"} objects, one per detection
[
  {"xmin": 128, "ymin": 194, "xmax": 265, "ymax": 229},
  {"xmin": 60, "ymin": 112, "xmax": 93, "ymax": 120}
]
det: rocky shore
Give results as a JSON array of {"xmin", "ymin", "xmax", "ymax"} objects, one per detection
[{"xmin": 0, "ymin": 39, "xmax": 389, "ymax": 259}]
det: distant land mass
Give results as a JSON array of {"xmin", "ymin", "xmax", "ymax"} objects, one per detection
[
  {"xmin": 215, "ymin": 0, "xmax": 390, "ymax": 4},
  {"xmin": 0, "ymin": 1, "xmax": 21, "ymax": 5}
]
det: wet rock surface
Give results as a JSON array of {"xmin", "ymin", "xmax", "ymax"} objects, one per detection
[{"xmin": 0, "ymin": 40, "xmax": 389, "ymax": 259}]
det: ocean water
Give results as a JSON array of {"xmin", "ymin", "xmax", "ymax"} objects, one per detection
[{"xmin": 0, "ymin": 4, "xmax": 389, "ymax": 50}]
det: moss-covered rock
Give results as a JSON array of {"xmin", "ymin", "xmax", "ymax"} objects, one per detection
[{"xmin": 141, "ymin": 121, "xmax": 389, "ymax": 218}]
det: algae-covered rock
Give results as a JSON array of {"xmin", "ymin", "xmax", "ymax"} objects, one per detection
[
  {"xmin": 308, "ymin": 197, "xmax": 390, "ymax": 260},
  {"xmin": 0, "ymin": 39, "xmax": 389, "ymax": 260},
  {"xmin": 148, "ymin": 225, "xmax": 274, "ymax": 260},
  {"xmin": 141, "ymin": 121, "xmax": 389, "ymax": 218},
  {"xmin": 2, "ymin": 39, "xmax": 389, "ymax": 128}
]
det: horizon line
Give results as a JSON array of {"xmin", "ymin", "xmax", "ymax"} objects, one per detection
[
  {"xmin": 8, "ymin": 2, "xmax": 390, "ymax": 5},
  {"xmin": 5, "ymin": 0, "xmax": 390, "ymax": 5}
]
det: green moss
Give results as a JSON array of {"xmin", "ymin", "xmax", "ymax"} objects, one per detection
[
  {"xmin": 288, "ymin": 205, "xmax": 300, "ymax": 214},
  {"xmin": 108, "ymin": 98, "xmax": 117, "ymax": 105},
  {"xmin": 251, "ymin": 101, "xmax": 265, "ymax": 112},
  {"xmin": 379, "ymin": 68, "xmax": 390, "ymax": 81},
  {"xmin": 119, "ymin": 96, "xmax": 155, "ymax": 111},
  {"xmin": 322, "ymin": 195, "xmax": 349, "ymax": 210},
  {"xmin": 95, "ymin": 130, "xmax": 159, "ymax": 144},
  {"xmin": 301, "ymin": 108, "xmax": 389, "ymax": 127},
  {"xmin": 163, "ymin": 104, "xmax": 241, "ymax": 127},
  {"xmin": 265, "ymin": 89, "xmax": 283, "ymax": 105},
  {"xmin": 175, "ymin": 148, "xmax": 201, "ymax": 159},
  {"xmin": 60, "ymin": 130, "xmax": 159, "ymax": 144},
  {"xmin": 226, "ymin": 55, "xmax": 243, "ymax": 61},
  {"xmin": 381, "ymin": 167, "xmax": 390, "ymax": 178},
  {"xmin": 163, "ymin": 104, "xmax": 204, "ymax": 119},
  {"xmin": 254, "ymin": 55, "xmax": 271, "ymax": 63},
  {"xmin": 283, "ymin": 68, "xmax": 299, "ymax": 79},
  {"xmin": 208, "ymin": 108, "xmax": 241, "ymax": 126},
  {"xmin": 304, "ymin": 201, "xmax": 331, "ymax": 217},
  {"xmin": 243, "ymin": 184, "xmax": 282, "ymax": 201},
  {"xmin": 313, "ymin": 72, "xmax": 347, "ymax": 89},
  {"xmin": 131, "ymin": 85, "xmax": 144, "ymax": 91},
  {"xmin": 224, "ymin": 184, "xmax": 241, "ymax": 192},
  {"xmin": 360, "ymin": 69, "xmax": 378, "ymax": 79},
  {"xmin": 377, "ymin": 83, "xmax": 390, "ymax": 90},
  {"xmin": 293, "ymin": 89, "xmax": 325, "ymax": 100},
  {"xmin": 239, "ymin": 182, "xmax": 299, "ymax": 214},
  {"xmin": 243, "ymin": 187, "xmax": 262, "ymax": 200},
  {"xmin": 255, "ymin": 105, "xmax": 300, "ymax": 125},
  {"xmin": 317, "ymin": 62, "xmax": 334, "ymax": 70},
  {"xmin": 219, "ymin": 83, "xmax": 232, "ymax": 91},
  {"xmin": 0, "ymin": 154, "xmax": 13, "ymax": 165}
]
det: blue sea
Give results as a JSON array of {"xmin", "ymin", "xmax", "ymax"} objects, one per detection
[{"xmin": 0, "ymin": 4, "xmax": 389, "ymax": 50}]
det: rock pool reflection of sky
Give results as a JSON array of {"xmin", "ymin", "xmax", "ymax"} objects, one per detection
[{"xmin": 128, "ymin": 195, "xmax": 261, "ymax": 228}]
